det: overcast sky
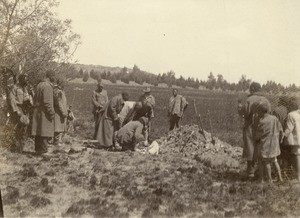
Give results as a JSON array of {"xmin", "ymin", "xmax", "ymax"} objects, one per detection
[{"xmin": 57, "ymin": 0, "xmax": 300, "ymax": 86}]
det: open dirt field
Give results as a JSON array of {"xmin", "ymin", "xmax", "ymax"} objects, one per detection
[{"xmin": 1, "ymin": 84, "xmax": 300, "ymax": 217}]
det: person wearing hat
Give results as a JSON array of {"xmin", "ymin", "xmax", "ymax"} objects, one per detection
[
  {"xmin": 114, "ymin": 116, "xmax": 149, "ymax": 151},
  {"xmin": 139, "ymin": 87, "xmax": 155, "ymax": 140},
  {"xmin": 92, "ymin": 80, "xmax": 108, "ymax": 139},
  {"xmin": 8, "ymin": 73, "xmax": 33, "ymax": 153},
  {"xmin": 95, "ymin": 92, "xmax": 129, "ymax": 148},
  {"xmin": 255, "ymin": 100, "xmax": 283, "ymax": 183},
  {"xmin": 31, "ymin": 70, "xmax": 56, "ymax": 155},
  {"xmin": 53, "ymin": 77, "xmax": 68, "ymax": 145},
  {"xmin": 238, "ymin": 82, "xmax": 271, "ymax": 178},
  {"xmin": 139, "ymin": 87, "xmax": 155, "ymax": 111}
]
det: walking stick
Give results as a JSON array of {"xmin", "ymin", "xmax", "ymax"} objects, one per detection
[
  {"xmin": 193, "ymin": 99, "xmax": 206, "ymax": 140},
  {"xmin": 207, "ymin": 109, "xmax": 216, "ymax": 145}
]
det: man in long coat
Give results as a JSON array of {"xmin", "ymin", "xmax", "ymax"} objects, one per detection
[
  {"xmin": 95, "ymin": 92, "xmax": 129, "ymax": 148},
  {"xmin": 168, "ymin": 88, "xmax": 188, "ymax": 131},
  {"xmin": 238, "ymin": 82, "xmax": 271, "ymax": 178},
  {"xmin": 31, "ymin": 70, "xmax": 56, "ymax": 154},
  {"xmin": 53, "ymin": 78, "xmax": 68, "ymax": 145},
  {"xmin": 92, "ymin": 80, "xmax": 108, "ymax": 139}
]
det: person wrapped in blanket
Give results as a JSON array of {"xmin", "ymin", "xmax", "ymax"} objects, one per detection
[{"xmin": 168, "ymin": 88, "xmax": 188, "ymax": 131}]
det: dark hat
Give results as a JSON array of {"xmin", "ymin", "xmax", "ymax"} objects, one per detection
[{"xmin": 143, "ymin": 87, "xmax": 151, "ymax": 93}]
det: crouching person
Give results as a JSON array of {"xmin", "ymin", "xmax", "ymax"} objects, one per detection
[
  {"xmin": 53, "ymin": 78, "xmax": 68, "ymax": 145},
  {"xmin": 255, "ymin": 100, "xmax": 283, "ymax": 183},
  {"xmin": 114, "ymin": 117, "xmax": 148, "ymax": 151}
]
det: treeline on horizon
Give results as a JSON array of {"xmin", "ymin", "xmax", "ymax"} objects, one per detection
[{"xmin": 67, "ymin": 64, "xmax": 299, "ymax": 94}]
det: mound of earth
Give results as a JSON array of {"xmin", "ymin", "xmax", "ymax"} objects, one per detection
[
  {"xmin": 0, "ymin": 125, "xmax": 300, "ymax": 217},
  {"xmin": 158, "ymin": 124, "xmax": 242, "ymax": 170}
]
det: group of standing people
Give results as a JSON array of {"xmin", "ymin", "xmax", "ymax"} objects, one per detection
[
  {"xmin": 4, "ymin": 70, "xmax": 70, "ymax": 155},
  {"xmin": 91, "ymin": 80, "xmax": 188, "ymax": 151},
  {"xmin": 91, "ymin": 80, "xmax": 156, "ymax": 151},
  {"xmin": 238, "ymin": 82, "xmax": 300, "ymax": 182},
  {"xmin": 6, "ymin": 69, "xmax": 300, "ymax": 183},
  {"xmin": 2, "ymin": 68, "xmax": 189, "ymax": 154}
]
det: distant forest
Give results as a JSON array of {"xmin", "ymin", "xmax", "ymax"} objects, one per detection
[{"xmin": 67, "ymin": 64, "xmax": 300, "ymax": 94}]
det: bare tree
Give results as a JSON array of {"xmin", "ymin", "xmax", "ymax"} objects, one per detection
[{"xmin": 0, "ymin": 0, "xmax": 80, "ymax": 84}]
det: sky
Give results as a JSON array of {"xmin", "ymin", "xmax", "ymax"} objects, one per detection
[{"xmin": 56, "ymin": 0, "xmax": 300, "ymax": 86}]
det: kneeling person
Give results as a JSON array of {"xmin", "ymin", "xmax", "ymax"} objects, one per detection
[{"xmin": 115, "ymin": 117, "xmax": 148, "ymax": 151}]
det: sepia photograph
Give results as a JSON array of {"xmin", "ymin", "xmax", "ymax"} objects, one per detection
[{"xmin": 0, "ymin": 0, "xmax": 300, "ymax": 217}]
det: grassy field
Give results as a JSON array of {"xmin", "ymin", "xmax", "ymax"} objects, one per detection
[{"xmin": 65, "ymin": 84, "xmax": 248, "ymax": 146}]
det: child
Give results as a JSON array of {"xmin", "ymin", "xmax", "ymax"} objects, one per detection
[
  {"xmin": 255, "ymin": 101, "xmax": 283, "ymax": 183},
  {"xmin": 283, "ymin": 97, "xmax": 300, "ymax": 181}
]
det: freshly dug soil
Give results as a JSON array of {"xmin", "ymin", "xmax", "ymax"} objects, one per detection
[{"xmin": 0, "ymin": 125, "xmax": 299, "ymax": 217}]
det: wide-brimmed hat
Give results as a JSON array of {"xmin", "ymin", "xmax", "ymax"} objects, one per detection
[{"xmin": 143, "ymin": 87, "xmax": 151, "ymax": 93}]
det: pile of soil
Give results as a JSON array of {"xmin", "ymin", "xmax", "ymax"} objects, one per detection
[
  {"xmin": 0, "ymin": 125, "xmax": 299, "ymax": 217},
  {"xmin": 158, "ymin": 124, "xmax": 242, "ymax": 170}
]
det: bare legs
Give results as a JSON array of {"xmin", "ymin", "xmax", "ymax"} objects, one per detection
[{"xmin": 259, "ymin": 157, "xmax": 283, "ymax": 183}]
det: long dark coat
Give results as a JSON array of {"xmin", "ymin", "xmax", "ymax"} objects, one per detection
[
  {"xmin": 31, "ymin": 80, "xmax": 55, "ymax": 137},
  {"xmin": 95, "ymin": 94, "xmax": 124, "ymax": 147}
]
